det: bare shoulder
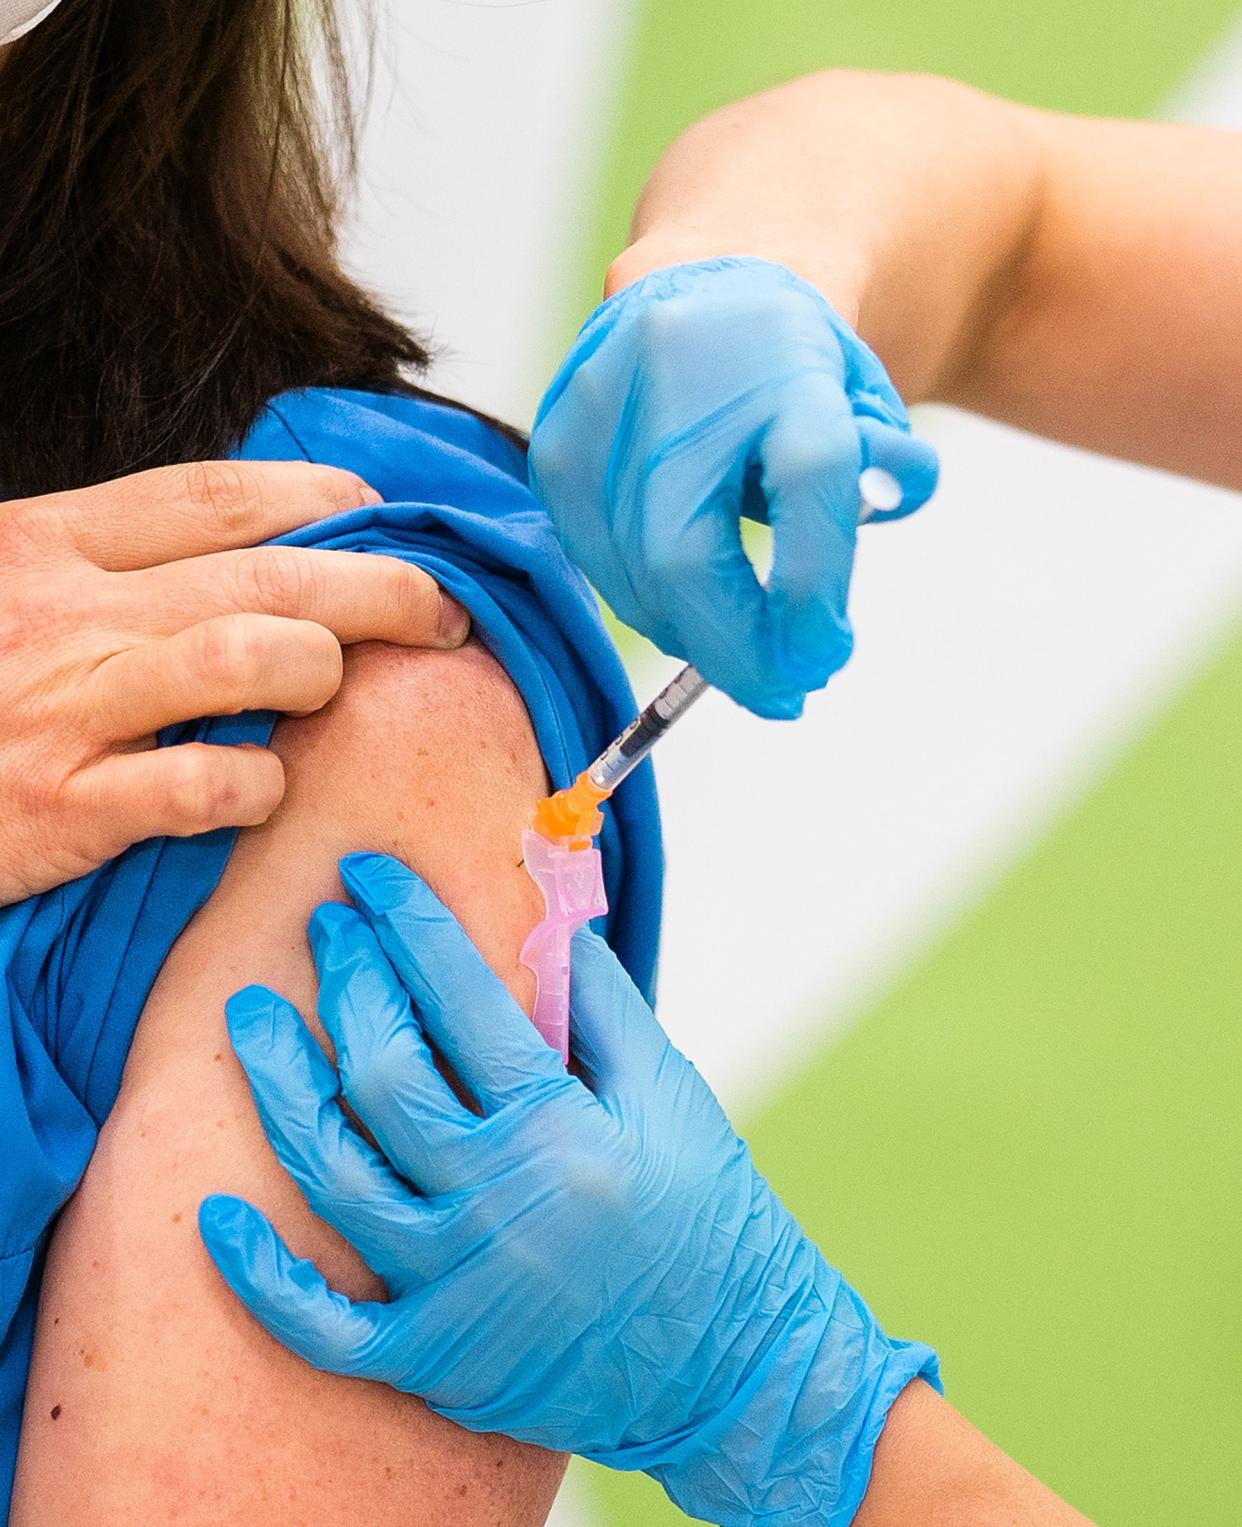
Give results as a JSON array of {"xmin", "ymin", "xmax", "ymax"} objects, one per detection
[
  {"xmin": 11, "ymin": 638, "xmax": 563, "ymax": 1525},
  {"xmin": 241, "ymin": 636, "xmax": 550, "ymax": 1004},
  {"xmin": 280, "ymin": 637, "xmax": 547, "ymax": 861}
]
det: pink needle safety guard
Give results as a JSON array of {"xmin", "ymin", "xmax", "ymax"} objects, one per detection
[{"xmin": 519, "ymin": 829, "xmax": 607, "ymax": 1064}]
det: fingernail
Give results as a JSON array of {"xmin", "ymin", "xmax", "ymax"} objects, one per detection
[
  {"xmin": 436, "ymin": 591, "xmax": 471, "ymax": 648},
  {"xmin": 355, "ymin": 480, "xmax": 384, "ymax": 507}
]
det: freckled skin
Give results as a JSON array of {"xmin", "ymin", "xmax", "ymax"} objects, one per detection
[{"xmin": 12, "ymin": 640, "xmax": 564, "ymax": 1526}]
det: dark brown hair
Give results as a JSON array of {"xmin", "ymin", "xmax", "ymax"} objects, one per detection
[{"xmin": 0, "ymin": 0, "xmax": 435, "ymax": 497}]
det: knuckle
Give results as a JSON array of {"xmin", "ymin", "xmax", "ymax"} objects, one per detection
[
  {"xmin": 769, "ymin": 282, "xmax": 814, "ymax": 325},
  {"xmin": 0, "ymin": 502, "xmax": 58, "ymax": 562},
  {"xmin": 529, "ymin": 433, "xmax": 582, "ymax": 515},
  {"xmin": 311, "ymin": 1319, "xmax": 362, "ymax": 1374},
  {"xmin": 179, "ymin": 461, "xmax": 266, "ymax": 539},
  {"xmin": 632, "ymin": 294, "xmax": 686, "ymax": 350},
  {"xmin": 13, "ymin": 755, "xmax": 65, "ymax": 825},
  {"xmin": 0, "ymin": 596, "xmax": 39, "ymax": 662},
  {"xmin": 158, "ymin": 748, "xmax": 236, "ymax": 833},
  {"xmin": 545, "ymin": 1139, "xmax": 634, "ymax": 1213},
  {"xmin": 646, "ymin": 535, "xmax": 698, "ymax": 582},
  {"xmin": 315, "ymin": 1142, "xmax": 381, "ymax": 1207},
  {"xmin": 736, "ymin": 280, "xmax": 812, "ymax": 337},
  {"xmin": 341, "ymin": 1048, "xmax": 396, "ymax": 1116},
  {"xmin": 237, "ymin": 548, "xmax": 317, "ymax": 616},
  {"xmin": 766, "ymin": 430, "xmax": 848, "ymax": 487},
  {"xmin": 526, "ymin": 424, "xmax": 564, "ymax": 488},
  {"xmin": 192, "ymin": 617, "xmax": 268, "ymax": 704},
  {"xmin": 0, "ymin": 572, "xmax": 95, "ymax": 657}
]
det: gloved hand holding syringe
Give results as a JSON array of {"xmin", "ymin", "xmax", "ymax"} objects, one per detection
[
  {"xmin": 520, "ymin": 465, "xmax": 905, "ymax": 1061},
  {"xmin": 529, "ymin": 259, "xmax": 938, "ymax": 721}
]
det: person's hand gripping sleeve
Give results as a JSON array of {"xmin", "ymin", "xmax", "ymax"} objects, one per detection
[
  {"xmin": 527, "ymin": 257, "xmax": 939, "ymax": 719},
  {"xmin": 198, "ymin": 852, "xmax": 939, "ymax": 1527}
]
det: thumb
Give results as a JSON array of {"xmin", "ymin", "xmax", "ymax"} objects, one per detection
[
  {"xmin": 198, "ymin": 1195, "xmax": 390, "ymax": 1380},
  {"xmin": 856, "ymin": 419, "xmax": 940, "ymax": 520}
]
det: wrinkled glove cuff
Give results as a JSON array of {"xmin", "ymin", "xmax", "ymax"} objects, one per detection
[{"xmin": 593, "ymin": 1267, "xmax": 939, "ymax": 1527}]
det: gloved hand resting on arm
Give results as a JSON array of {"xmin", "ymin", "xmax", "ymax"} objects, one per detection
[
  {"xmin": 198, "ymin": 851, "xmax": 937, "ymax": 1527},
  {"xmin": 527, "ymin": 258, "xmax": 938, "ymax": 719}
]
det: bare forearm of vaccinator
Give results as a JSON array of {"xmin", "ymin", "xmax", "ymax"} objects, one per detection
[
  {"xmin": 616, "ymin": 71, "xmax": 1242, "ymax": 488},
  {"xmin": 957, "ymin": 108, "xmax": 1242, "ymax": 487},
  {"xmin": 10, "ymin": 640, "xmax": 565, "ymax": 1525},
  {"xmin": 855, "ymin": 1382, "xmax": 1095, "ymax": 1527},
  {"xmin": 609, "ymin": 72, "xmax": 1046, "ymax": 402}
]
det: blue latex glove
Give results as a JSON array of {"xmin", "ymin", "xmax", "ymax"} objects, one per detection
[
  {"xmin": 199, "ymin": 853, "xmax": 939, "ymax": 1526},
  {"xmin": 528, "ymin": 257, "xmax": 939, "ymax": 720}
]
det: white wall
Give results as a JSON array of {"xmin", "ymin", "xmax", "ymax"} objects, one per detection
[{"xmin": 344, "ymin": 0, "xmax": 632, "ymax": 425}]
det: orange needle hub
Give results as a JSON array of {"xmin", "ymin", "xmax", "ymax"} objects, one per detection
[{"xmin": 530, "ymin": 771, "xmax": 610, "ymax": 849}]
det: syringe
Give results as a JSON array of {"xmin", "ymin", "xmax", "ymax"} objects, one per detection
[
  {"xmin": 530, "ymin": 465, "xmax": 903, "ymax": 844},
  {"xmin": 519, "ymin": 465, "xmax": 903, "ymax": 1060},
  {"xmin": 518, "ymin": 665, "xmax": 709, "ymax": 1058},
  {"xmin": 587, "ymin": 662, "xmax": 709, "ymax": 794}
]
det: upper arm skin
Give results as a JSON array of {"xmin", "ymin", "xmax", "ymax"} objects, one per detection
[{"xmin": 11, "ymin": 639, "xmax": 567, "ymax": 1525}]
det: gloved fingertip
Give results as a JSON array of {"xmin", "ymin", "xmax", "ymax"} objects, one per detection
[
  {"xmin": 856, "ymin": 421, "xmax": 940, "ymax": 514},
  {"xmin": 198, "ymin": 1192, "xmax": 253, "ymax": 1243},
  {"xmin": 769, "ymin": 694, "xmax": 805, "ymax": 721},
  {"xmin": 307, "ymin": 900, "xmax": 360, "ymax": 957},
  {"xmin": 339, "ymin": 850, "xmax": 400, "ymax": 884},
  {"xmin": 339, "ymin": 852, "xmax": 419, "ymax": 913},
  {"xmin": 906, "ymin": 458, "xmax": 940, "ymax": 511},
  {"xmin": 727, "ymin": 687, "xmax": 804, "ymax": 721},
  {"xmin": 225, "ymin": 984, "xmax": 277, "ymax": 1031}
]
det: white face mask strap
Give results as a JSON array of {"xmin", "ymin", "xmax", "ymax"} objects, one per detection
[{"xmin": 1, "ymin": 0, "xmax": 65, "ymax": 46}]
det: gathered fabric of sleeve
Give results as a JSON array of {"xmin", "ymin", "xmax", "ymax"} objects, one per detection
[{"xmin": 0, "ymin": 387, "xmax": 663, "ymax": 1509}]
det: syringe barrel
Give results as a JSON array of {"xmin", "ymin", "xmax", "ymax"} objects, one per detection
[
  {"xmin": 587, "ymin": 664, "xmax": 707, "ymax": 793},
  {"xmin": 581, "ymin": 474, "xmax": 901, "ymax": 796}
]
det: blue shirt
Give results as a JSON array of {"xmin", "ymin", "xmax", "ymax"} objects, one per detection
[{"xmin": 0, "ymin": 388, "xmax": 663, "ymax": 1508}]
